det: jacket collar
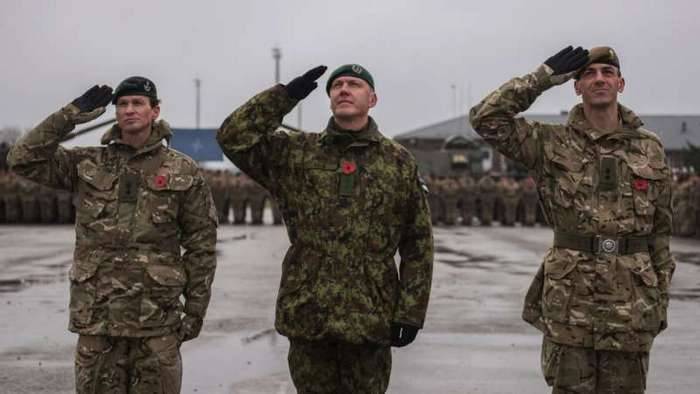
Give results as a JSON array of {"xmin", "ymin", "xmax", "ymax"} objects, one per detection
[
  {"xmin": 566, "ymin": 103, "xmax": 644, "ymax": 141},
  {"xmin": 100, "ymin": 120, "xmax": 172, "ymax": 155},
  {"xmin": 319, "ymin": 117, "xmax": 382, "ymax": 148}
]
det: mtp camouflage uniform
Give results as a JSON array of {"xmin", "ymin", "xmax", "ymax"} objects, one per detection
[
  {"xmin": 217, "ymin": 85, "xmax": 433, "ymax": 393},
  {"xmin": 8, "ymin": 104, "xmax": 218, "ymax": 393},
  {"xmin": 470, "ymin": 64, "xmax": 674, "ymax": 393}
]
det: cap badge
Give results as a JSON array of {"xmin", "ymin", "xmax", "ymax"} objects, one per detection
[
  {"xmin": 144, "ymin": 81, "xmax": 152, "ymax": 92},
  {"xmin": 351, "ymin": 65, "xmax": 364, "ymax": 74}
]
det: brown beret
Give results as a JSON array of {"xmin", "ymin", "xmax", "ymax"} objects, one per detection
[{"xmin": 575, "ymin": 46, "xmax": 620, "ymax": 79}]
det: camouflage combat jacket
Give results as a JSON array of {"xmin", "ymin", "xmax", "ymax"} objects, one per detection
[
  {"xmin": 8, "ymin": 106, "xmax": 217, "ymax": 337},
  {"xmin": 217, "ymin": 85, "xmax": 433, "ymax": 345},
  {"xmin": 470, "ymin": 65, "xmax": 675, "ymax": 352}
]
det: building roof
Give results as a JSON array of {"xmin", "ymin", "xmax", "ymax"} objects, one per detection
[{"xmin": 396, "ymin": 113, "xmax": 700, "ymax": 150}]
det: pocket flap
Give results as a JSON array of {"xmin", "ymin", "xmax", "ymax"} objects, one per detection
[
  {"xmin": 69, "ymin": 261, "xmax": 99, "ymax": 283},
  {"xmin": 631, "ymin": 257, "xmax": 659, "ymax": 287},
  {"xmin": 545, "ymin": 251, "xmax": 578, "ymax": 280},
  {"xmin": 146, "ymin": 174, "xmax": 194, "ymax": 191},
  {"xmin": 146, "ymin": 264, "xmax": 187, "ymax": 287},
  {"xmin": 77, "ymin": 160, "xmax": 118, "ymax": 191}
]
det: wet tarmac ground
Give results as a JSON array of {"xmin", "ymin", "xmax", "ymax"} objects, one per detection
[{"xmin": 1, "ymin": 223, "xmax": 699, "ymax": 393}]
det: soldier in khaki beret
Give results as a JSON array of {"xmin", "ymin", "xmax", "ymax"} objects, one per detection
[{"xmin": 471, "ymin": 46, "xmax": 674, "ymax": 393}]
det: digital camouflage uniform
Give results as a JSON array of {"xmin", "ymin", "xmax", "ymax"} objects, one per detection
[
  {"xmin": 217, "ymin": 85, "xmax": 433, "ymax": 393},
  {"xmin": 8, "ymin": 104, "xmax": 218, "ymax": 393},
  {"xmin": 470, "ymin": 64, "xmax": 674, "ymax": 393}
]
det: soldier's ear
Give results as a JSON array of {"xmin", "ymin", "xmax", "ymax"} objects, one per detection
[
  {"xmin": 151, "ymin": 104, "xmax": 161, "ymax": 121},
  {"xmin": 369, "ymin": 91, "xmax": 378, "ymax": 109},
  {"xmin": 574, "ymin": 80, "xmax": 582, "ymax": 96},
  {"xmin": 618, "ymin": 77, "xmax": 625, "ymax": 94}
]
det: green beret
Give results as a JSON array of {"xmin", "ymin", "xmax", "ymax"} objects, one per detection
[
  {"xmin": 112, "ymin": 76, "xmax": 158, "ymax": 104},
  {"xmin": 325, "ymin": 64, "xmax": 374, "ymax": 94},
  {"xmin": 575, "ymin": 46, "xmax": 621, "ymax": 79}
]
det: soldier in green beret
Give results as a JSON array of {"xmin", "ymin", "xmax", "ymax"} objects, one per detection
[
  {"xmin": 471, "ymin": 46, "xmax": 674, "ymax": 393},
  {"xmin": 218, "ymin": 64, "xmax": 434, "ymax": 393},
  {"xmin": 8, "ymin": 76, "xmax": 218, "ymax": 393}
]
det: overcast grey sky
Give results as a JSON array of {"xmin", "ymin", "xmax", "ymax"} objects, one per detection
[{"xmin": 2, "ymin": 0, "xmax": 699, "ymax": 145}]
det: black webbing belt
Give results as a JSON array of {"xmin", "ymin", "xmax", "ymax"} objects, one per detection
[{"xmin": 553, "ymin": 232, "xmax": 649, "ymax": 255}]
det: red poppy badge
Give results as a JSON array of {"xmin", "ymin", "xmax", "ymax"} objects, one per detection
[
  {"xmin": 341, "ymin": 160, "xmax": 357, "ymax": 175},
  {"xmin": 633, "ymin": 178, "xmax": 649, "ymax": 191},
  {"xmin": 154, "ymin": 175, "xmax": 168, "ymax": 189}
]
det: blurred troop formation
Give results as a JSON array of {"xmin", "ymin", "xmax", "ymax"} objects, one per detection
[{"xmin": 2, "ymin": 142, "xmax": 700, "ymax": 238}]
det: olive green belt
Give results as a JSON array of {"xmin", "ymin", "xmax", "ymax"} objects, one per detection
[{"xmin": 553, "ymin": 232, "xmax": 649, "ymax": 255}]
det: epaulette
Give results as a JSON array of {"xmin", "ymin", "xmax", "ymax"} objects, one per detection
[{"xmin": 636, "ymin": 127, "xmax": 663, "ymax": 145}]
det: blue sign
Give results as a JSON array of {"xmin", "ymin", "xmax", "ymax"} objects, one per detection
[{"xmin": 170, "ymin": 128, "xmax": 222, "ymax": 161}]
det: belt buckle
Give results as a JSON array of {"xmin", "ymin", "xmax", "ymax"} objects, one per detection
[{"xmin": 596, "ymin": 237, "xmax": 619, "ymax": 254}]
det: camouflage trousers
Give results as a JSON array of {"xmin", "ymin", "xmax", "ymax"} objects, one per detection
[
  {"xmin": 75, "ymin": 334, "xmax": 182, "ymax": 394},
  {"xmin": 541, "ymin": 337, "xmax": 649, "ymax": 394},
  {"xmin": 288, "ymin": 339, "xmax": 391, "ymax": 394}
]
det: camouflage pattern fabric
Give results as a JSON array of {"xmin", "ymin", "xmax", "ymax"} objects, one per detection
[
  {"xmin": 217, "ymin": 85, "xmax": 433, "ymax": 345},
  {"xmin": 673, "ymin": 178, "xmax": 696, "ymax": 236},
  {"xmin": 425, "ymin": 176, "xmax": 442, "ymax": 224},
  {"xmin": 520, "ymin": 177, "xmax": 539, "ymax": 226},
  {"xmin": 541, "ymin": 338, "xmax": 647, "ymax": 393},
  {"xmin": 498, "ymin": 177, "xmax": 521, "ymax": 226},
  {"xmin": 458, "ymin": 175, "xmax": 476, "ymax": 226},
  {"xmin": 477, "ymin": 176, "xmax": 497, "ymax": 226},
  {"xmin": 230, "ymin": 174, "xmax": 249, "ymax": 225},
  {"xmin": 248, "ymin": 179, "xmax": 267, "ymax": 225},
  {"xmin": 441, "ymin": 177, "xmax": 460, "ymax": 225},
  {"xmin": 8, "ymin": 106, "xmax": 218, "ymax": 339},
  {"xmin": 470, "ymin": 65, "xmax": 675, "ymax": 352},
  {"xmin": 288, "ymin": 339, "xmax": 391, "ymax": 394},
  {"xmin": 75, "ymin": 334, "xmax": 181, "ymax": 394}
]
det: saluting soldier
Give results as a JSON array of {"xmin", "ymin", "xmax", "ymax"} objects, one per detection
[
  {"xmin": 217, "ymin": 64, "xmax": 433, "ymax": 393},
  {"xmin": 470, "ymin": 46, "xmax": 674, "ymax": 393},
  {"xmin": 8, "ymin": 77, "xmax": 217, "ymax": 393}
]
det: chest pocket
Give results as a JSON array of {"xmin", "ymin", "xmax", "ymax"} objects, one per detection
[
  {"xmin": 361, "ymin": 167, "xmax": 403, "ymax": 254},
  {"xmin": 543, "ymin": 144, "xmax": 585, "ymax": 209},
  {"xmin": 623, "ymin": 152, "xmax": 666, "ymax": 231},
  {"xmin": 143, "ymin": 174, "xmax": 194, "ymax": 225},
  {"xmin": 76, "ymin": 160, "xmax": 118, "ymax": 220}
]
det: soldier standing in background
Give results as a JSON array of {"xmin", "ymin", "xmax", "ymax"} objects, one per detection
[
  {"xmin": 458, "ymin": 174, "xmax": 477, "ymax": 226},
  {"xmin": 248, "ymin": 178, "xmax": 267, "ymax": 225},
  {"xmin": 0, "ymin": 142, "xmax": 9, "ymax": 172},
  {"xmin": 217, "ymin": 64, "xmax": 433, "ymax": 393},
  {"xmin": 425, "ymin": 175, "xmax": 441, "ymax": 225},
  {"xmin": 471, "ymin": 46, "xmax": 674, "ymax": 393},
  {"xmin": 498, "ymin": 176, "xmax": 521, "ymax": 226},
  {"xmin": 477, "ymin": 174, "xmax": 497, "ymax": 225},
  {"xmin": 230, "ymin": 173, "xmax": 249, "ymax": 225},
  {"xmin": 673, "ymin": 175, "xmax": 693, "ymax": 236},
  {"xmin": 520, "ymin": 176, "xmax": 539, "ymax": 227},
  {"xmin": 441, "ymin": 176, "xmax": 460, "ymax": 226},
  {"xmin": 8, "ymin": 78, "xmax": 217, "ymax": 393}
]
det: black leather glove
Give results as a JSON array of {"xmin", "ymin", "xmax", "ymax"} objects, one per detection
[
  {"xmin": 391, "ymin": 322, "xmax": 420, "ymax": 347},
  {"xmin": 71, "ymin": 85, "xmax": 114, "ymax": 113},
  {"xmin": 178, "ymin": 315, "xmax": 203, "ymax": 342},
  {"xmin": 285, "ymin": 65, "xmax": 327, "ymax": 100},
  {"xmin": 544, "ymin": 46, "xmax": 589, "ymax": 76}
]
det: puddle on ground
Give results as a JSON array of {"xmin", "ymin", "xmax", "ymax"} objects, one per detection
[
  {"xmin": 0, "ymin": 265, "xmax": 71, "ymax": 293},
  {"xmin": 673, "ymin": 252, "xmax": 700, "ymax": 267},
  {"xmin": 670, "ymin": 287, "xmax": 700, "ymax": 301}
]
